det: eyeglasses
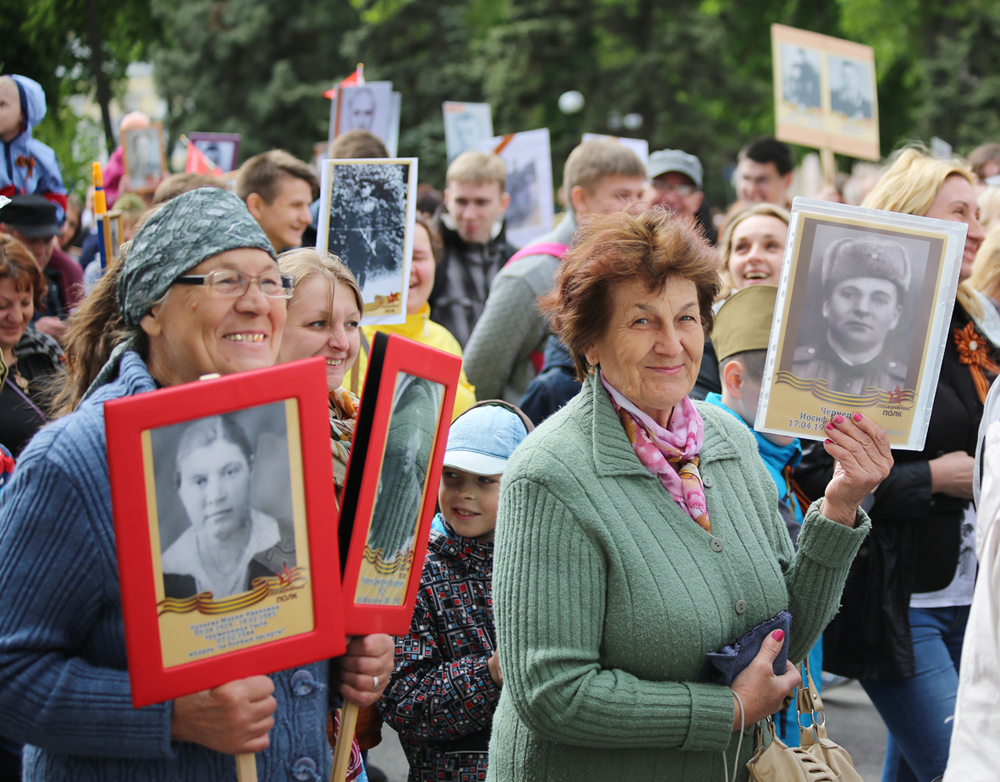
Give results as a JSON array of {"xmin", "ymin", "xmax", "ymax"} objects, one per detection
[
  {"xmin": 176, "ymin": 270, "xmax": 295, "ymax": 299},
  {"xmin": 651, "ymin": 181, "xmax": 699, "ymax": 197}
]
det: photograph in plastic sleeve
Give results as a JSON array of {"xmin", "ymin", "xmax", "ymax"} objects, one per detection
[
  {"xmin": 755, "ymin": 198, "xmax": 968, "ymax": 451},
  {"xmin": 317, "ymin": 158, "xmax": 418, "ymax": 326}
]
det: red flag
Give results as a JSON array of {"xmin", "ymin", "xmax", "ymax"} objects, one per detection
[
  {"xmin": 323, "ymin": 65, "xmax": 364, "ymax": 99},
  {"xmin": 184, "ymin": 142, "xmax": 224, "ymax": 177}
]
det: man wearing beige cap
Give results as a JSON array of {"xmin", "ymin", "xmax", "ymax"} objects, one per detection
[
  {"xmin": 792, "ymin": 236, "xmax": 910, "ymax": 395},
  {"xmin": 643, "ymin": 148, "xmax": 717, "ymax": 244}
]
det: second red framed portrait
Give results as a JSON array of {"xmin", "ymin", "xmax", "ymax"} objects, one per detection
[
  {"xmin": 338, "ymin": 333, "xmax": 461, "ymax": 636},
  {"xmin": 105, "ymin": 358, "xmax": 346, "ymax": 708}
]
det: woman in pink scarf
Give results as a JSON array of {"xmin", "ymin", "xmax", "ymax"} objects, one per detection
[{"xmin": 487, "ymin": 209, "xmax": 893, "ymax": 782}]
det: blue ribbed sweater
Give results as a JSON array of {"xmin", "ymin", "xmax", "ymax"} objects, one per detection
[
  {"xmin": 0, "ymin": 352, "xmax": 335, "ymax": 781},
  {"xmin": 488, "ymin": 374, "xmax": 870, "ymax": 782}
]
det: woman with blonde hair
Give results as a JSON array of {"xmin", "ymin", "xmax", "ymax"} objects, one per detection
[
  {"xmin": 276, "ymin": 248, "xmax": 364, "ymax": 490},
  {"xmin": 799, "ymin": 146, "xmax": 989, "ymax": 782}
]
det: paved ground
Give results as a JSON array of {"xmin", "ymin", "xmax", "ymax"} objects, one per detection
[{"xmin": 365, "ymin": 679, "xmax": 888, "ymax": 781}]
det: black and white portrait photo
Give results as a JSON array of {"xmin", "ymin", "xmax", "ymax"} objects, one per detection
[
  {"xmin": 150, "ymin": 402, "xmax": 295, "ymax": 602},
  {"xmin": 318, "ymin": 158, "xmax": 418, "ymax": 324},
  {"xmin": 828, "ymin": 54, "xmax": 874, "ymax": 121},
  {"xmin": 756, "ymin": 198, "xmax": 967, "ymax": 451},
  {"xmin": 780, "ymin": 44, "xmax": 822, "ymax": 110},
  {"xmin": 788, "ymin": 226, "xmax": 928, "ymax": 396},
  {"xmin": 123, "ymin": 124, "xmax": 166, "ymax": 190},
  {"xmin": 189, "ymin": 133, "xmax": 241, "ymax": 172},
  {"xmin": 443, "ymin": 101, "xmax": 494, "ymax": 163},
  {"xmin": 337, "ymin": 82, "xmax": 394, "ymax": 144},
  {"xmin": 364, "ymin": 374, "xmax": 445, "ymax": 583},
  {"xmin": 479, "ymin": 128, "xmax": 554, "ymax": 248}
]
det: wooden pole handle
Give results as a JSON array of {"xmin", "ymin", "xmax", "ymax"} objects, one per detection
[
  {"xmin": 330, "ymin": 701, "xmax": 360, "ymax": 782},
  {"xmin": 820, "ymin": 147, "xmax": 836, "ymax": 188},
  {"xmin": 235, "ymin": 753, "xmax": 257, "ymax": 782}
]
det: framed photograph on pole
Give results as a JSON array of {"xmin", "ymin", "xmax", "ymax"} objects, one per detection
[
  {"xmin": 338, "ymin": 333, "xmax": 461, "ymax": 636},
  {"xmin": 771, "ymin": 25, "xmax": 880, "ymax": 161},
  {"xmin": 756, "ymin": 198, "xmax": 968, "ymax": 450},
  {"xmin": 317, "ymin": 158, "xmax": 419, "ymax": 326},
  {"xmin": 479, "ymin": 129, "xmax": 554, "ymax": 248},
  {"xmin": 105, "ymin": 357, "xmax": 346, "ymax": 709}
]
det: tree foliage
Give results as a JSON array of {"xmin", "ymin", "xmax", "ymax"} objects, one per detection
[{"xmin": 150, "ymin": 0, "xmax": 362, "ymax": 165}]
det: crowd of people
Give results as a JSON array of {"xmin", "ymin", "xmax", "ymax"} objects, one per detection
[{"xmin": 0, "ymin": 67, "xmax": 999, "ymax": 782}]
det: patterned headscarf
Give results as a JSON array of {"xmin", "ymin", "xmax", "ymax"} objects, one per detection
[
  {"xmin": 82, "ymin": 188, "xmax": 276, "ymax": 400},
  {"xmin": 118, "ymin": 188, "xmax": 276, "ymax": 327}
]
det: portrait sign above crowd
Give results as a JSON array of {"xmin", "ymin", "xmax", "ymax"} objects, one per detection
[
  {"xmin": 755, "ymin": 198, "xmax": 968, "ymax": 451},
  {"xmin": 333, "ymin": 81, "xmax": 395, "ymax": 144},
  {"xmin": 317, "ymin": 157, "xmax": 419, "ymax": 326},
  {"xmin": 443, "ymin": 101, "xmax": 494, "ymax": 162},
  {"xmin": 479, "ymin": 128, "xmax": 555, "ymax": 247},
  {"xmin": 105, "ymin": 358, "xmax": 346, "ymax": 708},
  {"xmin": 122, "ymin": 122, "xmax": 168, "ymax": 192},
  {"xmin": 187, "ymin": 132, "xmax": 241, "ymax": 172},
  {"xmin": 338, "ymin": 333, "xmax": 461, "ymax": 636},
  {"xmin": 771, "ymin": 24, "xmax": 880, "ymax": 161}
]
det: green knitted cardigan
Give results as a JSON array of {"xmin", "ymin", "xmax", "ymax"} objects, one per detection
[{"xmin": 488, "ymin": 373, "xmax": 870, "ymax": 782}]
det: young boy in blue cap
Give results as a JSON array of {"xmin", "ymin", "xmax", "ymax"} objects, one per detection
[{"xmin": 379, "ymin": 401, "xmax": 532, "ymax": 781}]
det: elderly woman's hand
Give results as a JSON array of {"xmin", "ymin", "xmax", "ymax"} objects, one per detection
[
  {"xmin": 336, "ymin": 633, "xmax": 394, "ymax": 708},
  {"xmin": 171, "ymin": 675, "xmax": 277, "ymax": 754},
  {"xmin": 819, "ymin": 413, "xmax": 893, "ymax": 526},
  {"xmin": 730, "ymin": 630, "xmax": 801, "ymax": 729}
]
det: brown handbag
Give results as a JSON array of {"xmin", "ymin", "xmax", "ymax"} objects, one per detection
[{"xmin": 745, "ymin": 657, "xmax": 864, "ymax": 782}]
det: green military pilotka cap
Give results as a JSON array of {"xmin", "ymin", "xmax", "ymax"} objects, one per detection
[{"xmin": 712, "ymin": 285, "xmax": 779, "ymax": 364}]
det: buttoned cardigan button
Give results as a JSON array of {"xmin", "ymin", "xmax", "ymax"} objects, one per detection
[
  {"xmin": 735, "ymin": 599, "xmax": 747, "ymax": 615},
  {"xmin": 710, "ymin": 537, "xmax": 725, "ymax": 553},
  {"xmin": 703, "ymin": 475, "xmax": 714, "ymax": 488},
  {"xmin": 292, "ymin": 757, "xmax": 319, "ymax": 781},
  {"xmin": 290, "ymin": 669, "xmax": 318, "ymax": 696}
]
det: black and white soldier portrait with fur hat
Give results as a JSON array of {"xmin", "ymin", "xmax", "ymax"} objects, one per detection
[{"xmin": 792, "ymin": 235, "xmax": 911, "ymax": 395}]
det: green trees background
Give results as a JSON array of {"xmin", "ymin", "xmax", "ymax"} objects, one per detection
[{"xmin": 4, "ymin": 0, "xmax": 1000, "ymax": 205}]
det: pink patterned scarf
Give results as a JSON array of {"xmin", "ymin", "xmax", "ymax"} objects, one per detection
[{"xmin": 602, "ymin": 372, "xmax": 711, "ymax": 532}]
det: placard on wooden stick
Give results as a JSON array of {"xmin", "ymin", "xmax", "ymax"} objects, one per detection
[
  {"xmin": 106, "ymin": 358, "xmax": 347, "ymax": 710},
  {"xmin": 771, "ymin": 24, "xmax": 880, "ymax": 162}
]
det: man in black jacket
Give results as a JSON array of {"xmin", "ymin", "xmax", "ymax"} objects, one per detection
[{"xmin": 429, "ymin": 151, "xmax": 517, "ymax": 347}]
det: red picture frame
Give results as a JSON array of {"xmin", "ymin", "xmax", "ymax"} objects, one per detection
[
  {"xmin": 339, "ymin": 333, "xmax": 461, "ymax": 635},
  {"xmin": 105, "ymin": 358, "xmax": 346, "ymax": 708}
]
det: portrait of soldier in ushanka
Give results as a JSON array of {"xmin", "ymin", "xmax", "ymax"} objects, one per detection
[{"xmin": 793, "ymin": 236, "xmax": 910, "ymax": 395}]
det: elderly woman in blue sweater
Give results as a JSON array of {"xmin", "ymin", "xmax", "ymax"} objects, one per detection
[
  {"xmin": 0, "ymin": 188, "xmax": 392, "ymax": 781},
  {"xmin": 487, "ymin": 209, "xmax": 893, "ymax": 782}
]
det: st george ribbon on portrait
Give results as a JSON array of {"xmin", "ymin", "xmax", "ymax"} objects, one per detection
[
  {"xmin": 317, "ymin": 158, "xmax": 419, "ymax": 326},
  {"xmin": 150, "ymin": 402, "xmax": 296, "ymax": 603},
  {"xmin": 756, "ymin": 198, "xmax": 968, "ymax": 451}
]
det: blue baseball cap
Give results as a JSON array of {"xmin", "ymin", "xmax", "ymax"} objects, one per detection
[{"xmin": 443, "ymin": 403, "xmax": 530, "ymax": 476}]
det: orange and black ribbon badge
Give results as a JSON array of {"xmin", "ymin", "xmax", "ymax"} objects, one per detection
[
  {"xmin": 954, "ymin": 321, "xmax": 1000, "ymax": 404},
  {"xmin": 14, "ymin": 155, "xmax": 36, "ymax": 177},
  {"xmin": 157, "ymin": 565, "xmax": 308, "ymax": 616}
]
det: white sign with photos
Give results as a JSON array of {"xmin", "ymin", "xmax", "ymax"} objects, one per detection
[
  {"xmin": 443, "ymin": 102, "xmax": 494, "ymax": 163},
  {"xmin": 317, "ymin": 158, "xmax": 419, "ymax": 326},
  {"xmin": 479, "ymin": 129, "xmax": 554, "ymax": 248},
  {"xmin": 755, "ymin": 198, "xmax": 968, "ymax": 451}
]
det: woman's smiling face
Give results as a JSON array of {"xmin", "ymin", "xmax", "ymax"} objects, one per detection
[
  {"xmin": 727, "ymin": 215, "xmax": 788, "ymax": 290},
  {"xmin": 140, "ymin": 248, "xmax": 286, "ymax": 387},
  {"xmin": 278, "ymin": 277, "xmax": 361, "ymax": 392}
]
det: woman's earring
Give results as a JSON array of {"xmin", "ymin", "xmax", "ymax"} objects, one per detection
[{"xmin": 587, "ymin": 364, "xmax": 596, "ymax": 375}]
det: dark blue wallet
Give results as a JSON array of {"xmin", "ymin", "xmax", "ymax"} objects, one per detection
[{"xmin": 702, "ymin": 610, "xmax": 792, "ymax": 686}]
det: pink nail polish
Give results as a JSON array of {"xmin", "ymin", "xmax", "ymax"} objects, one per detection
[
  {"xmin": 834, "ymin": 415, "xmax": 844, "ymax": 424},
  {"xmin": 772, "ymin": 629, "xmax": 784, "ymax": 642},
  {"xmin": 825, "ymin": 438, "xmax": 833, "ymax": 445},
  {"xmin": 826, "ymin": 422, "xmax": 834, "ymax": 430},
  {"xmin": 853, "ymin": 413, "xmax": 862, "ymax": 422}
]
